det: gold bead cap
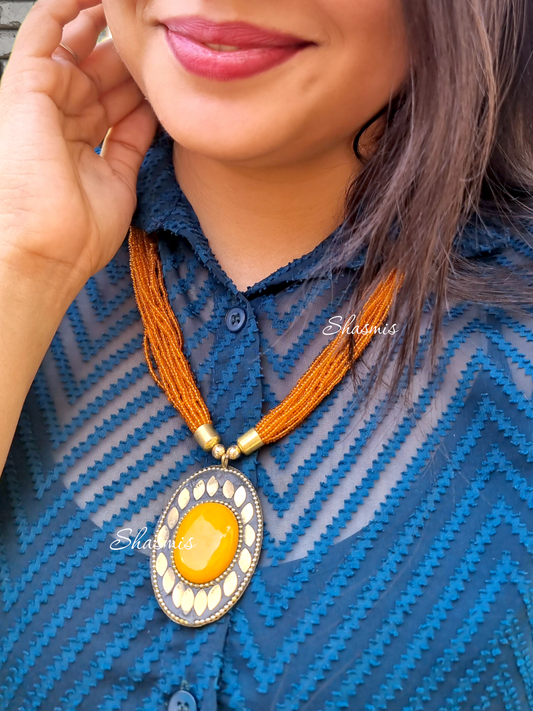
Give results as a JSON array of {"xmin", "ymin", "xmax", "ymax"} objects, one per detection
[
  {"xmin": 194, "ymin": 424, "xmax": 221, "ymax": 451},
  {"xmin": 237, "ymin": 428, "xmax": 264, "ymax": 456}
]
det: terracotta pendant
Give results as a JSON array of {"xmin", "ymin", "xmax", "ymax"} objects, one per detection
[{"xmin": 151, "ymin": 465, "xmax": 263, "ymax": 626}]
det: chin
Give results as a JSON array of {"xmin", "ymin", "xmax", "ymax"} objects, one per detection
[{"xmin": 152, "ymin": 107, "xmax": 292, "ymax": 166}]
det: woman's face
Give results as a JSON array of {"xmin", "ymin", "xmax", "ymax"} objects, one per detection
[{"xmin": 103, "ymin": 0, "xmax": 409, "ymax": 167}]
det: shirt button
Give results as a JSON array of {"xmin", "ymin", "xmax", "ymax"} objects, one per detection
[
  {"xmin": 168, "ymin": 689, "xmax": 197, "ymax": 711},
  {"xmin": 225, "ymin": 307, "xmax": 247, "ymax": 333}
]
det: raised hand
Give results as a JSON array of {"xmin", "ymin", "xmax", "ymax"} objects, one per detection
[
  {"xmin": 0, "ymin": 0, "xmax": 159, "ymax": 287},
  {"xmin": 0, "ymin": 0, "xmax": 159, "ymax": 474}
]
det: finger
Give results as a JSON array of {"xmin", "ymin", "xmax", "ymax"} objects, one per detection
[
  {"xmin": 61, "ymin": 78, "xmax": 144, "ymax": 148},
  {"xmin": 100, "ymin": 79, "xmax": 146, "ymax": 133},
  {"xmin": 11, "ymin": 0, "xmax": 102, "ymax": 61},
  {"xmin": 80, "ymin": 40, "xmax": 132, "ymax": 96},
  {"xmin": 56, "ymin": 5, "xmax": 107, "ymax": 66},
  {"xmin": 101, "ymin": 101, "xmax": 159, "ymax": 198},
  {"xmin": 53, "ymin": 43, "xmax": 81, "ymax": 67}
]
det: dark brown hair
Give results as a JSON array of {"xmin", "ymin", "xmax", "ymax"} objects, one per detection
[{"xmin": 325, "ymin": 0, "xmax": 533, "ymax": 397}]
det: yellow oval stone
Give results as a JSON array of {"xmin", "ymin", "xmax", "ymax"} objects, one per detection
[{"xmin": 173, "ymin": 502, "xmax": 239, "ymax": 584}]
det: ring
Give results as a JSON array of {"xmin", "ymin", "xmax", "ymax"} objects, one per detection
[{"xmin": 58, "ymin": 42, "xmax": 80, "ymax": 66}]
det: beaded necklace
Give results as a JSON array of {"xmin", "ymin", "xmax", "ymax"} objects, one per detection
[{"xmin": 129, "ymin": 226, "xmax": 402, "ymax": 626}]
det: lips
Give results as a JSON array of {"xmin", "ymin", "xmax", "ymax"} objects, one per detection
[{"xmin": 162, "ymin": 17, "xmax": 315, "ymax": 81}]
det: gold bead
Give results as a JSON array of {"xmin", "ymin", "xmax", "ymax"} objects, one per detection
[
  {"xmin": 226, "ymin": 445, "xmax": 241, "ymax": 460},
  {"xmin": 212, "ymin": 443, "xmax": 226, "ymax": 460}
]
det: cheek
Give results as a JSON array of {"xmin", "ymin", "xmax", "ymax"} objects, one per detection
[
  {"xmin": 323, "ymin": 0, "xmax": 409, "ymax": 95},
  {"xmin": 304, "ymin": 0, "xmax": 408, "ymax": 137},
  {"xmin": 102, "ymin": 1, "xmax": 147, "ymax": 79},
  {"xmin": 326, "ymin": 0, "xmax": 407, "ymax": 46}
]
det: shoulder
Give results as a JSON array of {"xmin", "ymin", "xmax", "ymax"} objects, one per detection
[
  {"xmin": 443, "ymin": 219, "xmax": 533, "ymax": 433},
  {"xmin": 454, "ymin": 214, "xmax": 533, "ymax": 266}
]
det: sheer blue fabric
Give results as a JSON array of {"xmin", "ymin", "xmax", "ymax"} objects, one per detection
[{"xmin": 1, "ymin": 127, "xmax": 532, "ymax": 710}]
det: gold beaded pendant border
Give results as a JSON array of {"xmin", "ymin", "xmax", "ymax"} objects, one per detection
[{"xmin": 150, "ymin": 465, "xmax": 263, "ymax": 627}]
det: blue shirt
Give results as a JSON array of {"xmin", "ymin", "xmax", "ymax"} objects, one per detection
[{"xmin": 1, "ymin": 127, "xmax": 532, "ymax": 711}]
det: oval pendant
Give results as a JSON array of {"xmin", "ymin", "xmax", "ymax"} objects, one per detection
[{"xmin": 151, "ymin": 465, "xmax": 263, "ymax": 627}]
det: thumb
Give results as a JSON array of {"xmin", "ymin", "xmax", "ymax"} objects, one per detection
[{"xmin": 101, "ymin": 99, "xmax": 159, "ymax": 198}]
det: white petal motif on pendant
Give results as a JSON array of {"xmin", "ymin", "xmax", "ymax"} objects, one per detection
[
  {"xmin": 157, "ymin": 524, "xmax": 169, "ymax": 549},
  {"xmin": 178, "ymin": 488, "xmax": 190, "ymax": 509},
  {"xmin": 223, "ymin": 480, "xmax": 235, "ymax": 499},
  {"xmin": 238, "ymin": 548, "xmax": 252, "ymax": 574},
  {"xmin": 193, "ymin": 479, "xmax": 205, "ymax": 500},
  {"xmin": 172, "ymin": 581, "xmax": 185, "ymax": 609},
  {"xmin": 207, "ymin": 476, "xmax": 219, "ymax": 497},
  {"xmin": 194, "ymin": 589, "xmax": 208, "ymax": 616},
  {"xmin": 156, "ymin": 552, "xmax": 168, "ymax": 577},
  {"xmin": 241, "ymin": 502, "xmax": 254, "ymax": 524},
  {"xmin": 163, "ymin": 568, "xmax": 176, "ymax": 594},
  {"xmin": 244, "ymin": 524, "xmax": 256, "ymax": 547},
  {"xmin": 223, "ymin": 570, "xmax": 238, "ymax": 597},
  {"xmin": 234, "ymin": 486, "xmax": 246, "ymax": 508},
  {"xmin": 181, "ymin": 588, "xmax": 195, "ymax": 614},
  {"xmin": 168, "ymin": 507, "xmax": 179, "ymax": 530},
  {"xmin": 208, "ymin": 584, "xmax": 222, "ymax": 610}
]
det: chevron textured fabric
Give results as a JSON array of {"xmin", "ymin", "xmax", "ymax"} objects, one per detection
[{"xmin": 1, "ymin": 127, "xmax": 532, "ymax": 710}]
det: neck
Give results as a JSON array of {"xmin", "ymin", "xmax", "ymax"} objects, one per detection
[{"xmin": 173, "ymin": 142, "xmax": 361, "ymax": 291}]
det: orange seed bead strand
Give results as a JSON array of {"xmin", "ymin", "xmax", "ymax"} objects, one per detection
[
  {"xmin": 129, "ymin": 226, "xmax": 212, "ymax": 433},
  {"xmin": 255, "ymin": 269, "xmax": 402, "ymax": 443}
]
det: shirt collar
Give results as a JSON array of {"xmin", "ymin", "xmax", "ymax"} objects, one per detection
[{"xmin": 131, "ymin": 126, "xmax": 511, "ymax": 293}]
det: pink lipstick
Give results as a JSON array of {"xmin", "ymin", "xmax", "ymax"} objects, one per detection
[{"xmin": 162, "ymin": 17, "xmax": 315, "ymax": 81}]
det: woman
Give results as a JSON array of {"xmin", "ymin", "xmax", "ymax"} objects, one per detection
[{"xmin": 0, "ymin": 0, "xmax": 532, "ymax": 708}]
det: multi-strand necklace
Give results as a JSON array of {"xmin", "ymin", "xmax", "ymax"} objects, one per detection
[{"xmin": 129, "ymin": 226, "xmax": 402, "ymax": 627}]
